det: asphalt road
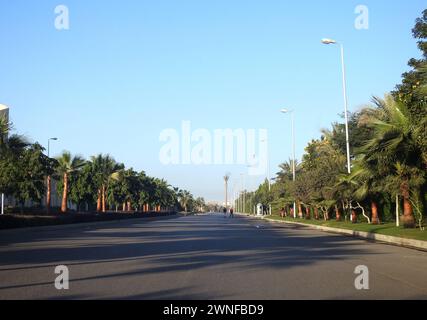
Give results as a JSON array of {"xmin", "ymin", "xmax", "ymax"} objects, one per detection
[{"xmin": 0, "ymin": 213, "xmax": 427, "ymax": 300}]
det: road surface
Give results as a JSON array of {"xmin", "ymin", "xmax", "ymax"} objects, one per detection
[{"xmin": 1, "ymin": 213, "xmax": 427, "ymax": 300}]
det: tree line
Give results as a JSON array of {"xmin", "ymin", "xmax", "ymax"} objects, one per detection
[
  {"xmin": 239, "ymin": 9, "xmax": 427, "ymax": 229},
  {"xmin": 0, "ymin": 125, "xmax": 205, "ymax": 214}
]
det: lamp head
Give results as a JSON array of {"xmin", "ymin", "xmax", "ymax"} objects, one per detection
[
  {"xmin": 321, "ymin": 38, "xmax": 337, "ymax": 45},
  {"xmin": 281, "ymin": 109, "xmax": 292, "ymax": 114}
]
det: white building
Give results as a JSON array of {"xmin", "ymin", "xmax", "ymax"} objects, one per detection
[
  {"xmin": 0, "ymin": 104, "xmax": 9, "ymax": 131},
  {"xmin": 0, "ymin": 105, "xmax": 8, "ymax": 118}
]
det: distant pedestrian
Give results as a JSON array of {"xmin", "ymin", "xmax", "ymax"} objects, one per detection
[
  {"xmin": 223, "ymin": 207, "xmax": 227, "ymax": 218},
  {"xmin": 229, "ymin": 208, "xmax": 234, "ymax": 218}
]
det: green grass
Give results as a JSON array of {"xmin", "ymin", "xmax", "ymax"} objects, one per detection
[{"xmin": 265, "ymin": 215, "xmax": 427, "ymax": 242}]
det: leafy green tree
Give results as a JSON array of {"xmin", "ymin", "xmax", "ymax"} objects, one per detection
[
  {"xmin": 194, "ymin": 197, "xmax": 206, "ymax": 212},
  {"xmin": 11, "ymin": 144, "xmax": 52, "ymax": 212},
  {"xmin": 90, "ymin": 154, "xmax": 122, "ymax": 212},
  {"xmin": 393, "ymin": 9, "xmax": 427, "ymax": 160},
  {"xmin": 0, "ymin": 135, "xmax": 28, "ymax": 198},
  {"xmin": 123, "ymin": 169, "xmax": 143, "ymax": 211},
  {"xmin": 139, "ymin": 173, "xmax": 154, "ymax": 212},
  {"xmin": 351, "ymin": 155, "xmax": 387, "ymax": 224},
  {"xmin": 69, "ymin": 163, "xmax": 97, "ymax": 212},
  {"xmin": 178, "ymin": 189, "xmax": 192, "ymax": 212}
]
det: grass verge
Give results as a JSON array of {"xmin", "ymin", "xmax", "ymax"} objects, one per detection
[{"xmin": 265, "ymin": 215, "xmax": 427, "ymax": 242}]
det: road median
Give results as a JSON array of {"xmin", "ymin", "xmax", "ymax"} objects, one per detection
[{"xmin": 0, "ymin": 211, "xmax": 180, "ymax": 232}]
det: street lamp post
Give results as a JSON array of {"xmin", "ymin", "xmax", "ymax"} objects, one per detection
[
  {"xmin": 321, "ymin": 38, "xmax": 351, "ymax": 174},
  {"xmin": 281, "ymin": 109, "xmax": 297, "ymax": 218},
  {"xmin": 46, "ymin": 138, "xmax": 58, "ymax": 214},
  {"xmin": 240, "ymin": 173, "xmax": 245, "ymax": 214},
  {"xmin": 261, "ymin": 139, "xmax": 272, "ymax": 215},
  {"xmin": 224, "ymin": 174, "xmax": 230, "ymax": 213},
  {"xmin": 48, "ymin": 137, "xmax": 58, "ymax": 158}
]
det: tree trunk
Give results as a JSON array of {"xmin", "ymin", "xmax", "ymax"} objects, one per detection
[
  {"xmin": 402, "ymin": 197, "xmax": 414, "ymax": 228},
  {"xmin": 351, "ymin": 209, "xmax": 357, "ymax": 224},
  {"xmin": 305, "ymin": 206, "xmax": 311, "ymax": 219},
  {"xmin": 371, "ymin": 201, "xmax": 379, "ymax": 225},
  {"xmin": 298, "ymin": 202, "xmax": 303, "ymax": 218},
  {"xmin": 46, "ymin": 175, "xmax": 52, "ymax": 214},
  {"xmin": 401, "ymin": 182, "xmax": 415, "ymax": 228},
  {"xmin": 102, "ymin": 185, "xmax": 106, "ymax": 213},
  {"xmin": 314, "ymin": 207, "xmax": 319, "ymax": 220},
  {"xmin": 97, "ymin": 189, "xmax": 102, "ymax": 212},
  {"xmin": 335, "ymin": 205, "xmax": 341, "ymax": 221},
  {"xmin": 61, "ymin": 173, "xmax": 68, "ymax": 213}
]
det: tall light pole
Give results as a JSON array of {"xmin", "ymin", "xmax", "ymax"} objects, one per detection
[
  {"xmin": 261, "ymin": 139, "xmax": 272, "ymax": 215},
  {"xmin": 224, "ymin": 173, "xmax": 230, "ymax": 213},
  {"xmin": 48, "ymin": 137, "xmax": 58, "ymax": 158},
  {"xmin": 321, "ymin": 38, "xmax": 351, "ymax": 174},
  {"xmin": 46, "ymin": 138, "xmax": 58, "ymax": 214},
  {"xmin": 281, "ymin": 109, "xmax": 297, "ymax": 218},
  {"xmin": 240, "ymin": 173, "xmax": 245, "ymax": 214}
]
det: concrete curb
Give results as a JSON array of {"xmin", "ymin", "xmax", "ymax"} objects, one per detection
[
  {"xmin": 239, "ymin": 213, "xmax": 427, "ymax": 252},
  {"xmin": 0, "ymin": 213, "xmax": 182, "ymax": 234}
]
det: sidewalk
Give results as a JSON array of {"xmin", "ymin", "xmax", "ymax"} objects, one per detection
[{"xmin": 238, "ymin": 213, "xmax": 427, "ymax": 252}]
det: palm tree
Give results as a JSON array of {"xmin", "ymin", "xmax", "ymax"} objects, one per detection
[
  {"xmin": 276, "ymin": 160, "xmax": 298, "ymax": 183},
  {"xmin": 359, "ymin": 95, "xmax": 424, "ymax": 227},
  {"xmin": 153, "ymin": 179, "xmax": 175, "ymax": 212},
  {"xmin": 90, "ymin": 154, "xmax": 122, "ymax": 212},
  {"xmin": 195, "ymin": 197, "xmax": 205, "ymax": 212},
  {"xmin": 138, "ymin": 173, "xmax": 153, "ymax": 212},
  {"xmin": 56, "ymin": 151, "xmax": 85, "ymax": 213},
  {"xmin": 351, "ymin": 155, "xmax": 386, "ymax": 224},
  {"xmin": 178, "ymin": 189, "xmax": 192, "ymax": 212}
]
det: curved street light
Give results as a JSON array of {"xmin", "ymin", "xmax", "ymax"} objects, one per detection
[
  {"xmin": 321, "ymin": 38, "xmax": 351, "ymax": 174},
  {"xmin": 46, "ymin": 137, "xmax": 59, "ymax": 214},
  {"xmin": 281, "ymin": 109, "xmax": 297, "ymax": 218},
  {"xmin": 48, "ymin": 137, "xmax": 58, "ymax": 158}
]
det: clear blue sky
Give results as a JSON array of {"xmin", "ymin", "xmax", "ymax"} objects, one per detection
[{"xmin": 0, "ymin": 0, "xmax": 425, "ymax": 202}]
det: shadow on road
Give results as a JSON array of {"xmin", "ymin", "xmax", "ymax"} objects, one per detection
[{"xmin": 0, "ymin": 213, "xmax": 387, "ymax": 299}]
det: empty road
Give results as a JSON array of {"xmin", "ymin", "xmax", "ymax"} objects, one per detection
[{"xmin": 1, "ymin": 213, "xmax": 427, "ymax": 300}]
